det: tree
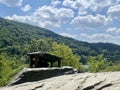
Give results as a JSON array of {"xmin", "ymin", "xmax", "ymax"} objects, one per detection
[
  {"xmin": 103, "ymin": 61, "xmax": 120, "ymax": 72},
  {"xmin": 0, "ymin": 54, "xmax": 25, "ymax": 86},
  {"xmin": 0, "ymin": 54, "xmax": 12, "ymax": 86},
  {"xmin": 27, "ymin": 39, "xmax": 52, "ymax": 52},
  {"xmin": 50, "ymin": 43, "xmax": 82, "ymax": 69},
  {"xmin": 88, "ymin": 54, "xmax": 107, "ymax": 72},
  {"xmin": 80, "ymin": 55, "xmax": 88, "ymax": 65}
]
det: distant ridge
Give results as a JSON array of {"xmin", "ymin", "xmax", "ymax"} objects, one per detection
[{"xmin": 0, "ymin": 17, "xmax": 120, "ymax": 62}]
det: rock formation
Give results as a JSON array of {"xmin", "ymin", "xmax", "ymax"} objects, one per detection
[
  {"xmin": 8, "ymin": 66, "xmax": 75, "ymax": 85},
  {"xmin": 0, "ymin": 67, "xmax": 120, "ymax": 90}
]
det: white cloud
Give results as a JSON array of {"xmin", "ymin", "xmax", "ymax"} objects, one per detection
[
  {"xmin": 80, "ymin": 33, "xmax": 120, "ymax": 45},
  {"xmin": 107, "ymin": 5, "xmax": 120, "ymax": 19},
  {"xmin": 6, "ymin": 14, "xmax": 34, "ymax": 25},
  {"xmin": 33, "ymin": 6, "xmax": 74, "ymax": 28},
  {"xmin": 63, "ymin": 0, "xmax": 88, "ymax": 9},
  {"xmin": 60, "ymin": 33, "xmax": 77, "ymax": 38},
  {"xmin": 51, "ymin": 0, "xmax": 61, "ymax": 7},
  {"xmin": 6, "ymin": 6, "xmax": 74, "ymax": 29},
  {"xmin": 63, "ymin": 0, "xmax": 120, "ymax": 12},
  {"xmin": 78, "ymin": 8, "xmax": 88, "ymax": 15},
  {"xmin": 81, "ymin": 33, "xmax": 112, "ymax": 39},
  {"xmin": 106, "ymin": 27, "xmax": 120, "ymax": 33},
  {"xmin": 0, "ymin": 0, "xmax": 23, "ymax": 7},
  {"xmin": 71, "ymin": 14, "xmax": 111, "ymax": 29},
  {"xmin": 80, "ymin": 33, "xmax": 113, "ymax": 43},
  {"xmin": 21, "ymin": 4, "xmax": 31, "ymax": 12},
  {"xmin": 63, "ymin": 0, "xmax": 75, "ymax": 8},
  {"xmin": 89, "ymin": 0, "xmax": 119, "ymax": 12}
]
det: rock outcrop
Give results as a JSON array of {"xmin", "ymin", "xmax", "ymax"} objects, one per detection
[
  {"xmin": 0, "ymin": 68, "xmax": 120, "ymax": 90},
  {"xmin": 8, "ymin": 66, "xmax": 75, "ymax": 85}
]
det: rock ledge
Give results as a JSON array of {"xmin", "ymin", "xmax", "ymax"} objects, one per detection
[
  {"xmin": 1, "ymin": 69, "xmax": 120, "ymax": 90},
  {"xmin": 8, "ymin": 66, "xmax": 75, "ymax": 85}
]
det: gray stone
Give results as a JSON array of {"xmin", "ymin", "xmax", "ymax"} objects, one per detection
[
  {"xmin": 1, "ymin": 69, "xmax": 120, "ymax": 90},
  {"xmin": 8, "ymin": 66, "xmax": 75, "ymax": 85}
]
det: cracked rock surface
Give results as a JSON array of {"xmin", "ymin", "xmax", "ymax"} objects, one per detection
[{"xmin": 1, "ymin": 71, "xmax": 120, "ymax": 90}]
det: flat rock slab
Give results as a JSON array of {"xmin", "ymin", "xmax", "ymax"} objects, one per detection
[
  {"xmin": 1, "ymin": 71, "xmax": 120, "ymax": 90},
  {"xmin": 8, "ymin": 66, "xmax": 75, "ymax": 85}
]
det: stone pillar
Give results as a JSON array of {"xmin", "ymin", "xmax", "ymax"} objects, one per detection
[
  {"xmin": 58, "ymin": 60, "xmax": 61, "ymax": 67},
  {"xmin": 29, "ymin": 56, "xmax": 33, "ymax": 68},
  {"xmin": 50, "ymin": 62, "xmax": 53, "ymax": 67}
]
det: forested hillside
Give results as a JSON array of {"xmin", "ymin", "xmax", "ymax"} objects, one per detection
[
  {"xmin": 0, "ymin": 17, "xmax": 120, "ymax": 63},
  {"xmin": 1, "ymin": 17, "xmax": 120, "ymax": 87}
]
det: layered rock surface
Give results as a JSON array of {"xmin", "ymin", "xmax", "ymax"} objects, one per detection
[
  {"xmin": 8, "ymin": 66, "xmax": 75, "ymax": 85},
  {"xmin": 0, "ymin": 67, "xmax": 120, "ymax": 90}
]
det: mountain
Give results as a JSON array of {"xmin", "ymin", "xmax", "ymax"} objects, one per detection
[{"xmin": 0, "ymin": 17, "xmax": 120, "ymax": 62}]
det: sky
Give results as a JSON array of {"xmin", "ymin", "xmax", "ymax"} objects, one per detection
[{"xmin": 0, "ymin": 0, "xmax": 120, "ymax": 45}]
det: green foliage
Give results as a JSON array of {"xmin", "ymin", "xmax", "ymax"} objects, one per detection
[
  {"xmin": 27, "ymin": 39, "xmax": 82, "ymax": 70},
  {"xmin": 50, "ymin": 43, "xmax": 82, "ymax": 70},
  {"xmin": 102, "ymin": 61, "xmax": 120, "ymax": 72},
  {"xmin": 80, "ymin": 55, "xmax": 88, "ymax": 65},
  {"xmin": 1, "ymin": 17, "xmax": 120, "ymax": 86},
  {"xmin": 0, "ymin": 17, "xmax": 120, "ymax": 63},
  {"xmin": 88, "ymin": 55, "xmax": 107, "ymax": 72},
  {"xmin": 0, "ymin": 54, "xmax": 25, "ymax": 87},
  {"xmin": 27, "ymin": 39, "xmax": 52, "ymax": 52}
]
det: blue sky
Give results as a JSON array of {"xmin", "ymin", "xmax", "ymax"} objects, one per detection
[{"xmin": 0, "ymin": 0, "xmax": 120, "ymax": 45}]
